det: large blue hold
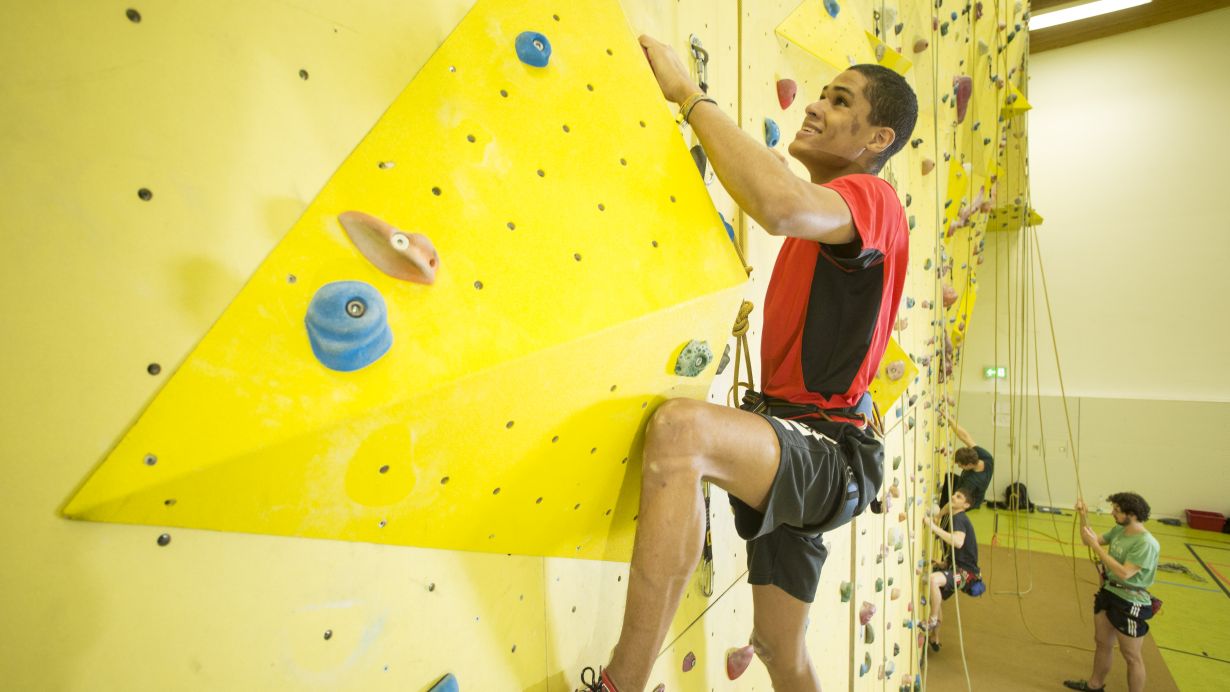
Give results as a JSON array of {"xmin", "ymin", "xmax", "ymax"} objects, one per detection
[
  {"xmin": 515, "ymin": 31, "xmax": 552, "ymax": 67},
  {"xmin": 305, "ymin": 281, "xmax": 393, "ymax": 372}
]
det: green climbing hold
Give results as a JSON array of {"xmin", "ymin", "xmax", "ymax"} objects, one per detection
[{"xmin": 675, "ymin": 340, "xmax": 713, "ymax": 377}]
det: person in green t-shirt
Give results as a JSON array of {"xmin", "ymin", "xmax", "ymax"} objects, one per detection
[{"xmin": 1063, "ymin": 492, "xmax": 1160, "ymax": 692}]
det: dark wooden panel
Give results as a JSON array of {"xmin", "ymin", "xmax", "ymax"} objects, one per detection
[{"xmin": 1029, "ymin": 0, "xmax": 1230, "ymax": 53}]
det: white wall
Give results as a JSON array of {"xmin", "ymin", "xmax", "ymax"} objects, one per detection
[{"xmin": 958, "ymin": 8, "xmax": 1230, "ymax": 519}]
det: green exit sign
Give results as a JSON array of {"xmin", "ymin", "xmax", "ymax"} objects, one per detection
[{"xmin": 983, "ymin": 366, "xmax": 1007, "ymax": 379}]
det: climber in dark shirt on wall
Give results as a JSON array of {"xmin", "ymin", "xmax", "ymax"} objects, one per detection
[
  {"xmin": 926, "ymin": 488, "xmax": 982, "ymax": 652},
  {"xmin": 938, "ymin": 414, "xmax": 994, "ymax": 511}
]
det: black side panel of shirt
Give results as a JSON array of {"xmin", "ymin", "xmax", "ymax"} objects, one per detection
[{"xmin": 801, "ymin": 249, "xmax": 884, "ymax": 396}]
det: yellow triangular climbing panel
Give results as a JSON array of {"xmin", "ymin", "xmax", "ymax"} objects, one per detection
[
  {"xmin": 776, "ymin": 1, "xmax": 875, "ymax": 70},
  {"xmin": 64, "ymin": 0, "xmax": 747, "ymax": 561}
]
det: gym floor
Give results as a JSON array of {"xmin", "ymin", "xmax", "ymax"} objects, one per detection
[{"xmin": 961, "ymin": 506, "xmax": 1230, "ymax": 691}]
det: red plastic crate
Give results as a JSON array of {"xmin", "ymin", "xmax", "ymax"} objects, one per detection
[{"xmin": 1186, "ymin": 509, "xmax": 1226, "ymax": 532}]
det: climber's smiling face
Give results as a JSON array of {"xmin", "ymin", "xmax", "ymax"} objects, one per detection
[{"xmin": 788, "ymin": 70, "xmax": 876, "ymax": 168}]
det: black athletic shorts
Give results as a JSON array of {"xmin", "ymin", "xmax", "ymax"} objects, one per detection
[
  {"xmin": 1094, "ymin": 587, "xmax": 1153, "ymax": 637},
  {"xmin": 933, "ymin": 565, "xmax": 977, "ymax": 600},
  {"xmin": 729, "ymin": 414, "xmax": 883, "ymax": 603}
]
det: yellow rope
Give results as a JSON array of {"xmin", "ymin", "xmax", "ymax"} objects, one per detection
[{"xmin": 726, "ymin": 300, "xmax": 756, "ymax": 408}]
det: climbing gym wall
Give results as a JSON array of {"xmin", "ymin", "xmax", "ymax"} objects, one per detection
[{"xmin": 0, "ymin": 1, "xmax": 1030, "ymax": 690}]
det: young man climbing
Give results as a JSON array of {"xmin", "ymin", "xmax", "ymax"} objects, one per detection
[
  {"xmin": 1064, "ymin": 493, "xmax": 1160, "ymax": 692},
  {"xmin": 938, "ymin": 415, "xmax": 994, "ymax": 511},
  {"xmin": 579, "ymin": 36, "xmax": 917, "ymax": 692},
  {"xmin": 925, "ymin": 488, "xmax": 982, "ymax": 653}
]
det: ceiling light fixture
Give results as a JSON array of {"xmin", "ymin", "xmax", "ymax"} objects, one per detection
[{"xmin": 1029, "ymin": 0, "xmax": 1152, "ymax": 31}]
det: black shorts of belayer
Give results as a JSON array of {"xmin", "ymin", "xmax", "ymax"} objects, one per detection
[
  {"xmin": 729, "ymin": 413, "xmax": 884, "ymax": 603},
  {"xmin": 1094, "ymin": 587, "xmax": 1154, "ymax": 637}
]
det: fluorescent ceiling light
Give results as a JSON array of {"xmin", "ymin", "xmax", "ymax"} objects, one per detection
[{"xmin": 1029, "ymin": 0, "xmax": 1151, "ymax": 31}]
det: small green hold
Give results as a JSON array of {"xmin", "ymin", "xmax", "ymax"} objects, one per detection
[
  {"xmin": 908, "ymin": 215, "xmax": 916, "ymax": 230},
  {"xmin": 864, "ymin": 623, "xmax": 875, "ymax": 644},
  {"xmin": 892, "ymin": 456, "xmax": 902, "ymax": 470},
  {"xmin": 840, "ymin": 581, "xmax": 853, "ymax": 602},
  {"xmin": 674, "ymin": 340, "xmax": 713, "ymax": 377},
  {"xmin": 875, "ymin": 577, "xmax": 884, "ymax": 592},
  {"xmin": 941, "ymin": 21, "xmax": 950, "ymax": 36},
  {"xmin": 905, "ymin": 193, "xmax": 912, "ymax": 207}
]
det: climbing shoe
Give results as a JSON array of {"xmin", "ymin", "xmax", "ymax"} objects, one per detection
[
  {"xmin": 1062, "ymin": 681, "xmax": 1104, "ymax": 691},
  {"xmin": 579, "ymin": 667, "xmax": 617, "ymax": 692}
]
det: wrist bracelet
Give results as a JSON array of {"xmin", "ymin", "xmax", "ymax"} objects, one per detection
[{"xmin": 678, "ymin": 93, "xmax": 717, "ymax": 124}]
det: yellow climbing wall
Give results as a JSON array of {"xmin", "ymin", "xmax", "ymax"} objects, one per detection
[
  {"xmin": 61, "ymin": 0, "xmax": 747, "ymax": 563},
  {"xmin": 0, "ymin": 0, "xmax": 1029, "ymax": 690}
]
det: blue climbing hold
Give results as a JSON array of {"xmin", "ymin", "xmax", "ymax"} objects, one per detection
[
  {"xmin": 515, "ymin": 31, "xmax": 552, "ymax": 68},
  {"xmin": 764, "ymin": 117, "xmax": 780, "ymax": 147},
  {"xmin": 824, "ymin": 0, "xmax": 841, "ymax": 18},
  {"xmin": 718, "ymin": 212, "xmax": 735, "ymax": 243},
  {"xmin": 429, "ymin": 673, "xmax": 459, "ymax": 692},
  {"xmin": 305, "ymin": 281, "xmax": 393, "ymax": 372}
]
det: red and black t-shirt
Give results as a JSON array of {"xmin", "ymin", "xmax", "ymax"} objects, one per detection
[{"xmin": 760, "ymin": 174, "xmax": 908, "ymax": 419}]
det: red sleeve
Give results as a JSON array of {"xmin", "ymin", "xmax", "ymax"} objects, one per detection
[{"xmin": 821, "ymin": 174, "xmax": 902, "ymax": 255}]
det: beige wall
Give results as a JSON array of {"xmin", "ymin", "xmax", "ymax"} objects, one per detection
[{"xmin": 959, "ymin": 8, "xmax": 1230, "ymax": 520}]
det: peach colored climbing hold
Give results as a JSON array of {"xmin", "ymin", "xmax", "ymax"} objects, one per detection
[
  {"xmin": 894, "ymin": 316, "xmax": 908, "ymax": 331},
  {"xmin": 859, "ymin": 601, "xmax": 877, "ymax": 625},
  {"xmin": 339, "ymin": 211, "xmax": 439, "ymax": 285},
  {"xmin": 776, "ymin": 79, "xmax": 797, "ymax": 109},
  {"xmin": 891, "ymin": 587, "xmax": 902, "ymax": 600},
  {"xmin": 921, "ymin": 158, "xmax": 935, "ymax": 175},
  {"xmin": 942, "ymin": 284, "xmax": 958, "ymax": 308},
  {"xmin": 913, "ymin": 38, "xmax": 929, "ymax": 53},
  {"xmin": 885, "ymin": 359, "xmax": 906, "ymax": 381},
  {"xmin": 726, "ymin": 645, "xmax": 755, "ymax": 680}
]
